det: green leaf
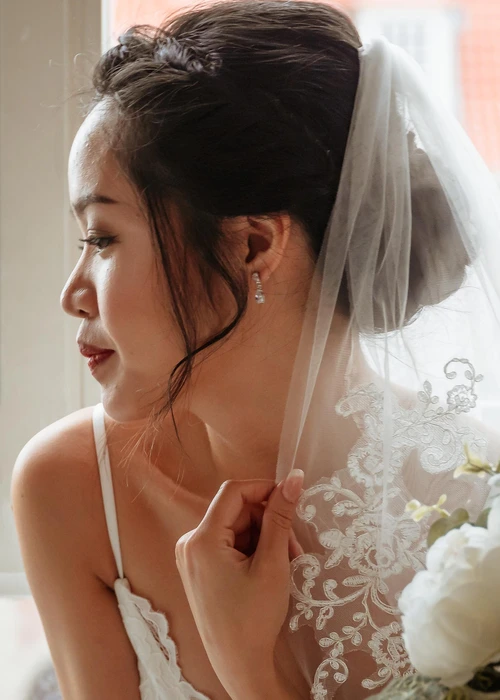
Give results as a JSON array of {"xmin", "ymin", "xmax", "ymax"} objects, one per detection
[
  {"xmin": 475, "ymin": 508, "xmax": 491, "ymax": 528},
  {"xmin": 427, "ymin": 509, "xmax": 470, "ymax": 548},
  {"xmin": 449, "ymin": 508, "xmax": 470, "ymax": 523},
  {"xmin": 428, "ymin": 518, "xmax": 452, "ymax": 548}
]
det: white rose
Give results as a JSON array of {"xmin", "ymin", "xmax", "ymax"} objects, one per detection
[{"xmin": 399, "ymin": 504, "xmax": 500, "ymax": 688}]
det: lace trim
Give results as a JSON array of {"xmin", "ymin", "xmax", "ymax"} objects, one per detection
[{"xmin": 114, "ymin": 577, "xmax": 211, "ymax": 700}]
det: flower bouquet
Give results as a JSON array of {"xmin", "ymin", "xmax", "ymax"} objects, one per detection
[{"xmin": 372, "ymin": 447, "xmax": 500, "ymax": 700}]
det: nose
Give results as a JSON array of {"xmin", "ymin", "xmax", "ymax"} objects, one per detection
[{"xmin": 60, "ymin": 266, "xmax": 96, "ymax": 318}]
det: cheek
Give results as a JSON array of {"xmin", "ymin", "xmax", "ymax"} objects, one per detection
[{"xmin": 104, "ymin": 264, "xmax": 182, "ymax": 361}]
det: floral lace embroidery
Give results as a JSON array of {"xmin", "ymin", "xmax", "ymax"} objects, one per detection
[{"xmin": 288, "ymin": 359, "xmax": 488, "ymax": 698}]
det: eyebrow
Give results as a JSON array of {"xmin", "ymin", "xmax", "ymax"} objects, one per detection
[{"xmin": 69, "ymin": 193, "xmax": 120, "ymax": 218}]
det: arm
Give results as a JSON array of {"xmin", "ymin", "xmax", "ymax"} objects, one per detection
[{"xmin": 10, "ymin": 425, "xmax": 142, "ymax": 699}]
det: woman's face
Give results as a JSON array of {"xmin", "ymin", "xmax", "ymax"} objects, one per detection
[
  {"xmin": 62, "ymin": 103, "xmax": 196, "ymax": 422},
  {"xmin": 63, "ymin": 102, "xmax": 310, "ymax": 430}
]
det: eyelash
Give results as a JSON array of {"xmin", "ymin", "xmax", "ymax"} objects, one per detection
[{"xmin": 77, "ymin": 235, "xmax": 116, "ymax": 253}]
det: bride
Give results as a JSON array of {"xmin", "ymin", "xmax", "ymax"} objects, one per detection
[{"xmin": 11, "ymin": 1, "xmax": 500, "ymax": 698}]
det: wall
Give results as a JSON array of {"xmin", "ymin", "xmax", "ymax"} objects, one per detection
[{"xmin": 0, "ymin": 0, "xmax": 102, "ymax": 596}]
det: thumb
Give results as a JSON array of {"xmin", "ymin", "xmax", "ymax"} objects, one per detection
[{"xmin": 253, "ymin": 469, "xmax": 304, "ymax": 570}]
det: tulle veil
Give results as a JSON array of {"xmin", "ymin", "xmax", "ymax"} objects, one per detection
[{"xmin": 272, "ymin": 35, "xmax": 500, "ymax": 698}]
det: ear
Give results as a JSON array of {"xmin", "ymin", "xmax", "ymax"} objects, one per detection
[{"xmin": 224, "ymin": 213, "xmax": 293, "ymax": 284}]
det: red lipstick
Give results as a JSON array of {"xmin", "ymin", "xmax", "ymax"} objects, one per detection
[
  {"xmin": 78, "ymin": 344, "xmax": 115, "ymax": 374},
  {"xmin": 86, "ymin": 351, "xmax": 114, "ymax": 373}
]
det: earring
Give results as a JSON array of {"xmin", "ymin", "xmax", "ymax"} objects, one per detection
[{"xmin": 252, "ymin": 272, "xmax": 265, "ymax": 304}]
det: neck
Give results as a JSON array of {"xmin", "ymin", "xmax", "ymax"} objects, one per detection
[
  {"xmin": 187, "ymin": 315, "xmax": 372, "ymax": 488},
  {"xmin": 103, "ymin": 315, "xmax": 374, "ymax": 497}
]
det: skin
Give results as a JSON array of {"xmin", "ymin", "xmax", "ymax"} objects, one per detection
[{"xmin": 61, "ymin": 99, "xmax": 320, "ymax": 490}]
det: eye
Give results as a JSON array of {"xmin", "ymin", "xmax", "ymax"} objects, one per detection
[{"xmin": 77, "ymin": 235, "xmax": 116, "ymax": 253}]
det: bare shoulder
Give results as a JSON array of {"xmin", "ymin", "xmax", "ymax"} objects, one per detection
[
  {"xmin": 11, "ymin": 404, "xmax": 120, "ymax": 580},
  {"xmin": 12, "ymin": 405, "xmax": 102, "ymax": 528},
  {"xmin": 13, "ymin": 404, "xmax": 97, "ymax": 475},
  {"xmin": 10, "ymin": 407, "xmax": 143, "ymax": 699}
]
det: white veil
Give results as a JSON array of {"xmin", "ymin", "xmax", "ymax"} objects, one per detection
[{"xmin": 273, "ymin": 35, "xmax": 500, "ymax": 698}]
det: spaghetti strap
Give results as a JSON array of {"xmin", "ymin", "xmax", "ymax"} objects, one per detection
[
  {"xmin": 92, "ymin": 402, "xmax": 125, "ymax": 580},
  {"xmin": 91, "ymin": 402, "xmax": 213, "ymax": 698}
]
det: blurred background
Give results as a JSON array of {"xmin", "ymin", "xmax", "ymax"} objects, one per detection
[{"xmin": 1, "ymin": 0, "xmax": 499, "ymax": 697}]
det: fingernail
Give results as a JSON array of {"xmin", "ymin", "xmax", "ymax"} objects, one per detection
[{"xmin": 282, "ymin": 469, "xmax": 305, "ymax": 503}]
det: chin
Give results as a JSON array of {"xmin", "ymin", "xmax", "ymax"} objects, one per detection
[{"xmin": 100, "ymin": 388, "xmax": 154, "ymax": 425}]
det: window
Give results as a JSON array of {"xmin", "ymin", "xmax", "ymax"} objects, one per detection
[{"xmin": 355, "ymin": 6, "xmax": 463, "ymax": 117}]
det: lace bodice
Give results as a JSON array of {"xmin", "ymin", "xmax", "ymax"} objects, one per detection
[{"xmin": 92, "ymin": 402, "xmax": 211, "ymax": 700}]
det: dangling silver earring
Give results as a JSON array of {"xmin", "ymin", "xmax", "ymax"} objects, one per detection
[{"xmin": 252, "ymin": 272, "xmax": 265, "ymax": 304}]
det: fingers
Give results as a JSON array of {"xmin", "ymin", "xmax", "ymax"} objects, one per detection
[
  {"xmin": 234, "ymin": 502, "xmax": 303, "ymax": 559},
  {"xmin": 198, "ymin": 479, "xmax": 276, "ymax": 534},
  {"xmin": 288, "ymin": 527, "xmax": 305, "ymax": 560},
  {"xmin": 253, "ymin": 470, "xmax": 305, "ymax": 570},
  {"xmin": 188, "ymin": 477, "xmax": 306, "ymax": 565}
]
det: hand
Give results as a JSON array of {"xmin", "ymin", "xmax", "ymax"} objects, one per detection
[{"xmin": 174, "ymin": 470, "xmax": 305, "ymax": 696}]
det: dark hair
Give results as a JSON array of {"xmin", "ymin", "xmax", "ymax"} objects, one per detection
[{"xmin": 83, "ymin": 0, "xmax": 361, "ymax": 451}]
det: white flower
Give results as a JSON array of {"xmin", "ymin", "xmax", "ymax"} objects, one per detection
[{"xmin": 398, "ymin": 513, "xmax": 500, "ymax": 688}]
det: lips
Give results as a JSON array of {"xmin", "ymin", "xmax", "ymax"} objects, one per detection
[{"xmin": 78, "ymin": 344, "xmax": 114, "ymax": 358}]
